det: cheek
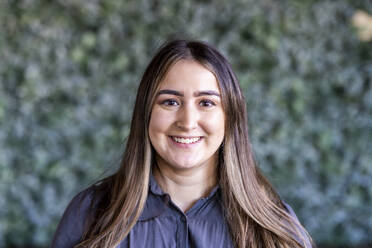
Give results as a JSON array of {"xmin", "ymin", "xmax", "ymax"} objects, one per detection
[
  {"xmin": 204, "ymin": 112, "xmax": 225, "ymax": 136},
  {"xmin": 149, "ymin": 108, "xmax": 170, "ymax": 136}
]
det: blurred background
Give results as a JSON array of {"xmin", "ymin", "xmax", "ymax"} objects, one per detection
[{"xmin": 1, "ymin": 0, "xmax": 371, "ymax": 247}]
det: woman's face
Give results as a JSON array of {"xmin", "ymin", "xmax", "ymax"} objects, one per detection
[{"xmin": 149, "ymin": 59, "xmax": 225, "ymax": 172}]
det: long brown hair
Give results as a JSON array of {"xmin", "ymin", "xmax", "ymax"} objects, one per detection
[{"xmin": 77, "ymin": 40, "xmax": 314, "ymax": 248}]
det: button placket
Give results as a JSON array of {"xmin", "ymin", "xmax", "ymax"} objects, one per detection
[{"xmin": 176, "ymin": 214, "xmax": 189, "ymax": 248}]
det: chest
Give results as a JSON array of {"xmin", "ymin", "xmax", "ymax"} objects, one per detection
[{"xmin": 117, "ymin": 215, "xmax": 234, "ymax": 248}]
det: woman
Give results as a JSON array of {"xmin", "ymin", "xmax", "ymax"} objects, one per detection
[{"xmin": 51, "ymin": 39, "xmax": 314, "ymax": 248}]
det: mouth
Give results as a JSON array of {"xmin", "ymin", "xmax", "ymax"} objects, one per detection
[{"xmin": 169, "ymin": 136, "xmax": 203, "ymax": 144}]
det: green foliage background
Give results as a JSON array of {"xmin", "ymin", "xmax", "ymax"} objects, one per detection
[{"xmin": 1, "ymin": 0, "xmax": 371, "ymax": 247}]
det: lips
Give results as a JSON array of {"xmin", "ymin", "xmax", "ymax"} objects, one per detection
[{"xmin": 170, "ymin": 136, "xmax": 202, "ymax": 144}]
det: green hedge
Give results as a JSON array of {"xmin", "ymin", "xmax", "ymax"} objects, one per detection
[{"xmin": 1, "ymin": 0, "xmax": 371, "ymax": 247}]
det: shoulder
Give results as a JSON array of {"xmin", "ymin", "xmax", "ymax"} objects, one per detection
[
  {"xmin": 282, "ymin": 201, "xmax": 313, "ymax": 248},
  {"xmin": 50, "ymin": 187, "xmax": 97, "ymax": 248}
]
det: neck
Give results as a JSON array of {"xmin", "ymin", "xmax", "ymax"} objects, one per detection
[{"xmin": 153, "ymin": 158, "xmax": 218, "ymax": 212}]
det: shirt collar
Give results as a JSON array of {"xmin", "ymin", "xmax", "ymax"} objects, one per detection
[
  {"xmin": 148, "ymin": 173, "xmax": 167, "ymax": 196},
  {"xmin": 138, "ymin": 173, "xmax": 220, "ymax": 221},
  {"xmin": 137, "ymin": 174, "xmax": 169, "ymax": 221}
]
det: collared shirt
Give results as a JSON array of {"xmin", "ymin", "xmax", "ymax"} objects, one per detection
[{"xmin": 51, "ymin": 176, "xmax": 305, "ymax": 248}]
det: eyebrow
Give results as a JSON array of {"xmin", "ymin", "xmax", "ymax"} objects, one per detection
[{"xmin": 157, "ymin": 89, "xmax": 220, "ymax": 97}]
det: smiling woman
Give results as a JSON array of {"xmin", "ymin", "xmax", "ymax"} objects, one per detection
[
  {"xmin": 149, "ymin": 60, "xmax": 225, "ymax": 212},
  {"xmin": 51, "ymin": 40, "xmax": 315, "ymax": 248}
]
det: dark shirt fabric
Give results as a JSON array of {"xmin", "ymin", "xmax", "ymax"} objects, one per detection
[{"xmin": 51, "ymin": 176, "xmax": 307, "ymax": 248}]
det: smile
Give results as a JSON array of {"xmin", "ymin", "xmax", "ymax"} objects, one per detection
[{"xmin": 170, "ymin": 136, "xmax": 202, "ymax": 144}]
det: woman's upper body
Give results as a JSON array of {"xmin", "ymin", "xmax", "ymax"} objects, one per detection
[
  {"xmin": 51, "ymin": 174, "xmax": 308, "ymax": 248},
  {"xmin": 51, "ymin": 39, "xmax": 314, "ymax": 248}
]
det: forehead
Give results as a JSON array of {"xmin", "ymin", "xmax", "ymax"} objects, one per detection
[{"xmin": 158, "ymin": 59, "xmax": 220, "ymax": 92}]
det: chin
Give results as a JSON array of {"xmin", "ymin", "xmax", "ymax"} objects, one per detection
[{"xmin": 173, "ymin": 163, "xmax": 198, "ymax": 169}]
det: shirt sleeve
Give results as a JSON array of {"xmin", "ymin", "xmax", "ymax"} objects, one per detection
[
  {"xmin": 282, "ymin": 202, "xmax": 313, "ymax": 248},
  {"xmin": 50, "ymin": 189, "xmax": 93, "ymax": 248}
]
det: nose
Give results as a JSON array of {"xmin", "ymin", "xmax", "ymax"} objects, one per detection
[{"xmin": 175, "ymin": 103, "xmax": 198, "ymax": 131}]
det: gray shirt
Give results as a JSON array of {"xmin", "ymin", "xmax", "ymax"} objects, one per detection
[{"xmin": 51, "ymin": 176, "xmax": 306, "ymax": 248}]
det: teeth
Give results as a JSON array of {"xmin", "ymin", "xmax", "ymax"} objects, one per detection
[{"xmin": 172, "ymin": 136, "xmax": 201, "ymax": 144}]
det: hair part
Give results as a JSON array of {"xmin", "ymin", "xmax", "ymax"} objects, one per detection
[{"xmin": 77, "ymin": 39, "xmax": 314, "ymax": 248}]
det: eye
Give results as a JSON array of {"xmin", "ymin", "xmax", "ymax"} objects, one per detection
[
  {"xmin": 161, "ymin": 99, "xmax": 179, "ymax": 106},
  {"xmin": 199, "ymin": 99, "xmax": 216, "ymax": 107}
]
